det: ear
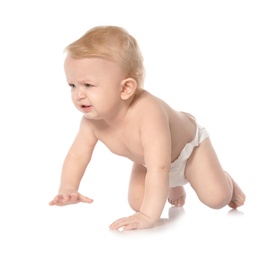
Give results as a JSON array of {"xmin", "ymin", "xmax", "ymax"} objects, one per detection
[{"xmin": 120, "ymin": 78, "xmax": 138, "ymax": 100}]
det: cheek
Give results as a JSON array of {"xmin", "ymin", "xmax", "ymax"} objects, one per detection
[
  {"xmin": 70, "ymin": 91, "xmax": 77, "ymax": 104},
  {"xmin": 70, "ymin": 92, "xmax": 75, "ymax": 101}
]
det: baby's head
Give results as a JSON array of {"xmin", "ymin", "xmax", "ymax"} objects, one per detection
[{"xmin": 65, "ymin": 26, "xmax": 145, "ymax": 94}]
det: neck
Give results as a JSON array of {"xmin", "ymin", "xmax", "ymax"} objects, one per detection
[
  {"xmin": 103, "ymin": 101, "xmax": 132, "ymax": 128},
  {"xmin": 91, "ymin": 93, "xmax": 139, "ymax": 128}
]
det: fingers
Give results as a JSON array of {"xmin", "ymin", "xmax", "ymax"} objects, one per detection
[
  {"xmin": 49, "ymin": 192, "xmax": 93, "ymax": 206},
  {"xmin": 79, "ymin": 194, "xmax": 93, "ymax": 204},
  {"xmin": 49, "ymin": 194, "xmax": 67, "ymax": 206},
  {"xmin": 109, "ymin": 212, "xmax": 154, "ymax": 231},
  {"xmin": 109, "ymin": 217, "xmax": 138, "ymax": 231}
]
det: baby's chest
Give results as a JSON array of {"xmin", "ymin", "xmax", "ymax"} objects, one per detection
[{"xmin": 97, "ymin": 130, "xmax": 144, "ymax": 162}]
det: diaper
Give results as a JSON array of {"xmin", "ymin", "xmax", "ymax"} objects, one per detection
[{"xmin": 169, "ymin": 124, "xmax": 209, "ymax": 187}]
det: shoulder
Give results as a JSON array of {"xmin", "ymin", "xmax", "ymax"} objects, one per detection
[
  {"xmin": 77, "ymin": 116, "xmax": 99, "ymax": 142},
  {"xmin": 133, "ymin": 90, "xmax": 168, "ymax": 112},
  {"xmin": 131, "ymin": 90, "xmax": 174, "ymax": 127},
  {"xmin": 133, "ymin": 90, "xmax": 174, "ymax": 118}
]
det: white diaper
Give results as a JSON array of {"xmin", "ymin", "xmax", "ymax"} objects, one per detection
[{"xmin": 169, "ymin": 124, "xmax": 209, "ymax": 187}]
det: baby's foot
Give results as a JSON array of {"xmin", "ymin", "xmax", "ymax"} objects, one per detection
[
  {"xmin": 168, "ymin": 186, "xmax": 186, "ymax": 207},
  {"xmin": 227, "ymin": 174, "xmax": 246, "ymax": 209}
]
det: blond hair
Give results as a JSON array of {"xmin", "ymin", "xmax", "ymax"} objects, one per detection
[{"xmin": 65, "ymin": 26, "xmax": 145, "ymax": 93}]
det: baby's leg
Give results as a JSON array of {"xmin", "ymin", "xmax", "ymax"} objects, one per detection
[
  {"xmin": 127, "ymin": 163, "xmax": 147, "ymax": 212},
  {"xmin": 168, "ymin": 186, "xmax": 186, "ymax": 207},
  {"xmin": 185, "ymin": 138, "xmax": 245, "ymax": 209}
]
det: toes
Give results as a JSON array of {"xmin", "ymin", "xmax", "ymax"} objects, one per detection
[
  {"xmin": 228, "ymin": 201, "xmax": 238, "ymax": 209},
  {"xmin": 168, "ymin": 197, "xmax": 185, "ymax": 207},
  {"xmin": 228, "ymin": 196, "xmax": 245, "ymax": 209},
  {"xmin": 176, "ymin": 197, "xmax": 185, "ymax": 207}
]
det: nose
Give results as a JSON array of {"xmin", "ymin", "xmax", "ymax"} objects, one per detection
[{"xmin": 74, "ymin": 86, "xmax": 86, "ymax": 100}]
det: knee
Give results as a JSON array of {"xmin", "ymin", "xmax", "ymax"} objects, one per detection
[
  {"xmin": 200, "ymin": 189, "xmax": 232, "ymax": 209},
  {"xmin": 128, "ymin": 194, "xmax": 142, "ymax": 212}
]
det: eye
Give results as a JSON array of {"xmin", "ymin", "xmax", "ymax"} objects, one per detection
[
  {"xmin": 68, "ymin": 83, "xmax": 75, "ymax": 88},
  {"xmin": 84, "ymin": 83, "xmax": 94, "ymax": 87}
]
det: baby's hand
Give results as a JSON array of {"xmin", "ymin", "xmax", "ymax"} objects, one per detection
[
  {"xmin": 49, "ymin": 191, "xmax": 93, "ymax": 206},
  {"xmin": 109, "ymin": 212, "xmax": 154, "ymax": 231}
]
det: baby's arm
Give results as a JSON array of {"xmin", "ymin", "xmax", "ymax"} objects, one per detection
[
  {"xmin": 49, "ymin": 117, "xmax": 98, "ymax": 206},
  {"xmin": 110, "ymin": 107, "xmax": 171, "ymax": 230}
]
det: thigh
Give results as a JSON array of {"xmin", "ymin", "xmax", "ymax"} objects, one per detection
[
  {"xmin": 185, "ymin": 138, "xmax": 232, "ymax": 207},
  {"xmin": 128, "ymin": 163, "xmax": 147, "ymax": 211}
]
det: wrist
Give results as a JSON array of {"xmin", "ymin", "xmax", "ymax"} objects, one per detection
[
  {"xmin": 138, "ymin": 211, "xmax": 159, "ymax": 225},
  {"xmin": 58, "ymin": 187, "xmax": 78, "ymax": 194}
]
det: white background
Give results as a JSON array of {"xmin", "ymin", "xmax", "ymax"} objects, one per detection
[{"xmin": 0, "ymin": 0, "xmax": 272, "ymax": 259}]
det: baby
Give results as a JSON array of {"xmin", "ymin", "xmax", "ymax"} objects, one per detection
[{"xmin": 49, "ymin": 25, "xmax": 246, "ymax": 231}]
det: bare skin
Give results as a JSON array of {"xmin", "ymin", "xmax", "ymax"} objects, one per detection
[
  {"xmin": 167, "ymin": 174, "xmax": 246, "ymax": 209},
  {"xmin": 49, "ymin": 56, "xmax": 246, "ymax": 231},
  {"xmin": 168, "ymin": 186, "xmax": 186, "ymax": 207},
  {"xmin": 226, "ymin": 173, "xmax": 246, "ymax": 208}
]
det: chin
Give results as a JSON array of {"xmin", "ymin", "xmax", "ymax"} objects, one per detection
[{"xmin": 83, "ymin": 114, "xmax": 100, "ymax": 120}]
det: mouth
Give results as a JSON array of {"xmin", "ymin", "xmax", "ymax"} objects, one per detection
[
  {"xmin": 80, "ymin": 104, "xmax": 92, "ymax": 112},
  {"xmin": 81, "ymin": 104, "xmax": 91, "ymax": 108}
]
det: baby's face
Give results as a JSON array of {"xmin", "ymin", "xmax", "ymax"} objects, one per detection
[{"xmin": 64, "ymin": 55, "xmax": 126, "ymax": 120}]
